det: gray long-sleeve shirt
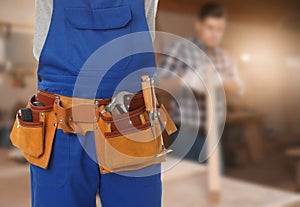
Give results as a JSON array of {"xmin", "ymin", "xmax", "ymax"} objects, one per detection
[{"xmin": 33, "ymin": 0, "xmax": 159, "ymax": 61}]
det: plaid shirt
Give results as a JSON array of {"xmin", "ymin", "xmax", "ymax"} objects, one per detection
[{"xmin": 158, "ymin": 37, "xmax": 242, "ymax": 131}]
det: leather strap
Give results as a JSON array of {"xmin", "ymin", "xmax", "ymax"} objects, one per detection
[
  {"xmin": 35, "ymin": 89, "xmax": 145, "ymax": 135},
  {"xmin": 34, "ymin": 89, "xmax": 176, "ymax": 137},
  {"xmin": 36, "ymin": 89, "xmax": 112, "ymax": 107}
]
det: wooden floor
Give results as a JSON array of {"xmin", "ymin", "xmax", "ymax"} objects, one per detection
[
  {"xmin": 162, "ymin": 158, "xmax": 300, "ymax": 207},
  {"xmin": 1, "ymin": 149, "xmax": 300, "ymax": 207}
]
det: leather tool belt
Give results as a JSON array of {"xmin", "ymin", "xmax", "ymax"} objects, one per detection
[{"xmin": 10, "ymin": 76, "xmax": 177, "ymax": 174}]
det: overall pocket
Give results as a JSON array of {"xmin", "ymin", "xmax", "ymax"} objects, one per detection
[
  {"xmin": 10, "ymin": 95, "xmax": 57, "ymax": 169},
  {"xmin": 65, "ymin": 5, "xmax": 133, "ymax": 71}
]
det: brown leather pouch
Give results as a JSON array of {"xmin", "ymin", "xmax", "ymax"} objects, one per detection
[
  {"xmin": 94, "ymin": 104, "xmax": 173, "ymax": 174},
  {"xmin": 10, "ymin": 95, "xmax": 57, "ymax": 169}
]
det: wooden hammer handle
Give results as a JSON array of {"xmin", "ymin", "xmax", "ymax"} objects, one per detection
[{"xmin": 141, "ymin": 75, "xmax": 153, "ymax": 112}]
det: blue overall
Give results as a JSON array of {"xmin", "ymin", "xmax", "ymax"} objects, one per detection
[{"xmin": 30, "ymin": 0, "xmax": 161, "ymax": 206}]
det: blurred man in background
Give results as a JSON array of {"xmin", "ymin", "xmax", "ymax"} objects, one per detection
[{"xmin": 159, "ymin": 2, "xmax": 244, "ymax": 162}]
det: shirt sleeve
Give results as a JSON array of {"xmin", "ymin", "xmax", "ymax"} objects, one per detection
[
  {"xmin": 225, "ymin": 55, "xmax": 245, "ymax": 95},
  {"xmin": 144, "ymin": 0, "xmax": 159, "ymax": 40},
  {"xmin": 158, "ymin": 41, "xmax": 190, "ymax": 79}
]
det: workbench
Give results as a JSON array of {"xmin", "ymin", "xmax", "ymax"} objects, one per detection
[
  {"xmin": 225, "ymin": 111, "xmax": 265, "ymax": 163},
  {"xmin": 286, "ymin": 148, "xmax": 300, "ymax": 191}
]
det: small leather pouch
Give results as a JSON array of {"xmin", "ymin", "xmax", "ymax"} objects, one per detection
[
  {"xmin": 10, "ymin": 114, "xmax": 44, "ymax": 157},
  {"xmin": 10, "ymin": 95, "xmax": 57, "ymax": 169}
]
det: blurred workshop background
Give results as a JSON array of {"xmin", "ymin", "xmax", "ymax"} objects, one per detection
[{"xmin": 1, "ymin": 0, "xmax": 300, "ymax": 206}]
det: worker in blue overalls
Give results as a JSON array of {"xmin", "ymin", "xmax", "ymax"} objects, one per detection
[{"xmin": 30, "ymin": 0, "xmax": 162, "ymax": 206}]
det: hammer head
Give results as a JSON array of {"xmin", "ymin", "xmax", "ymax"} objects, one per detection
[{"xmin": 105, "ymin": 91, "xmax": 133, "ymax": 114}]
